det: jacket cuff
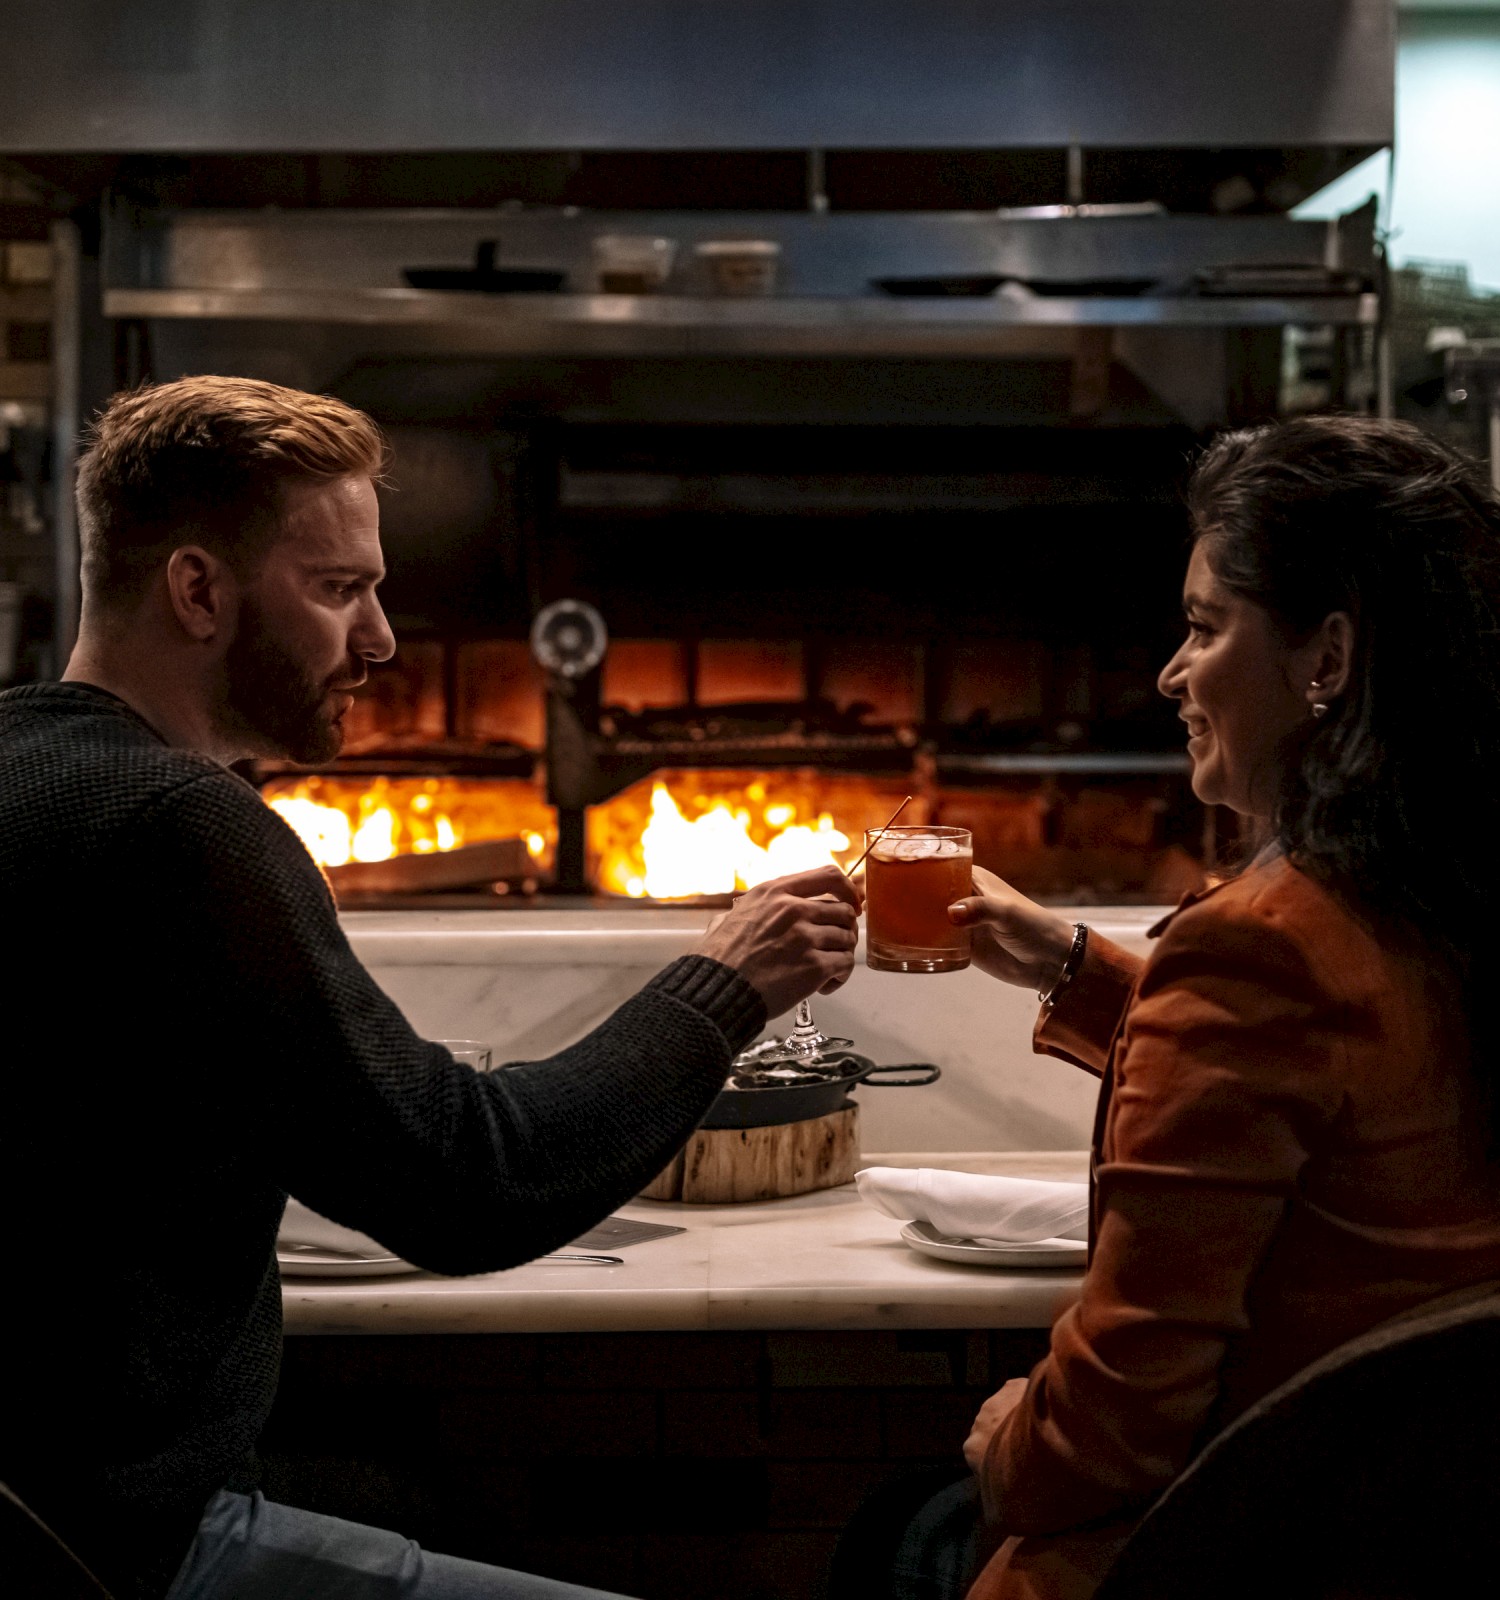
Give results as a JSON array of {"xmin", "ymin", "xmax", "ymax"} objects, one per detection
[
  {"xmin": 1032, "ymin": 932, "xmax": 1142, "ymax": 1075},
  {"xmin": 647, "ymin": 955, "xmax": 767, "ymax": 1056}
]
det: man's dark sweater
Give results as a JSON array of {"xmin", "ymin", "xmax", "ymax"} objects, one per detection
[{"xmin": 0, "ymin": 682, "xmax": 764, "ymax": 1598}]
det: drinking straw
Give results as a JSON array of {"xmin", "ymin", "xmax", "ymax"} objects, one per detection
[{"xmin": 844, "ymin": 794, "xmax": 914, "ymax": 877}]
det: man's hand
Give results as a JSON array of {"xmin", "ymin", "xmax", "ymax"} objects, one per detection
[
  {"xmin": 696, "ymin": 866, "xmax": 862, "ymax": 1019},
  {"xmin": 963, "ymin": 1377, "xmax": 1029, "ymax": 1475},
  {"xmin": 947, "ymin": 865, "xmax": 1077, "ymax": 993}
]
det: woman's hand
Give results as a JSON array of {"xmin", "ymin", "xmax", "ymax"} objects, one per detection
[
  {"xmin": 963, "ymin": 1377, "xmax": 1029, "ymax": 1474},
  {"xmin": 948, "ymin": 865, "xmax": 1077, "ymax": 994}
]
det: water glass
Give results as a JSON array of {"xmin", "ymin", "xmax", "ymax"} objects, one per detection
[{"xmin": 437, "ymin": 1039, "xmax": 494, "ymax": 1072}]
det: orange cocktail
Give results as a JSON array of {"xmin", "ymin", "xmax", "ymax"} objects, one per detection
[{"xmin": 864, "ymin": 825, "xmax": 973, "ymax": 973}]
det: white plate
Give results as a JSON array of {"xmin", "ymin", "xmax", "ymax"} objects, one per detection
[
  {"xmin": 277, "ymin": 1246, "xmax": 424, "ymax": 1279},
  {"xmin": 900, "ymin": 1220, "xmax": 1087, "ymax": 1269}
]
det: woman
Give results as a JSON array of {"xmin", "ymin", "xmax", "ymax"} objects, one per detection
[{"xmin": 932, "ymin": 416, "xmax": 1500, "ymax": 1600}]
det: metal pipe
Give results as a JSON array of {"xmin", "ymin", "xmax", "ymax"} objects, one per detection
[
  {"xmin": 806, "ymin": 149, "xmax": 829, "ymax": 215},
  {"xmin": 1066, "ymin": 144, "xmax": 1085, "ymax": 207},
  {"xmin": 1490, "ymin": 402, "xmax": 1500, "ymax": 497},
  {"xmin": 48, "ymin": 218, "xmax": 80, "ymax": 673}
]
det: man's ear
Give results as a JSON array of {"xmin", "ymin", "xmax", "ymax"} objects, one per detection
[
  {"xmin": 164, "ymin": 546, "xmax": 235, "ymax": 643},
  {"xmin": 1307, "ymin": 611, "xmax": 1355, "ymax": 706}
]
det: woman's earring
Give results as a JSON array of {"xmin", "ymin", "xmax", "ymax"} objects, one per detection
[{"xmin": 1310, "ymin": 679, "xmax": 1329, "ymax": 718}]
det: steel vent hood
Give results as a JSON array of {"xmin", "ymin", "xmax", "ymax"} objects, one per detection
[{"xmin": 1, "ymin": 0, "xmax": 1392, "ymax": 158}]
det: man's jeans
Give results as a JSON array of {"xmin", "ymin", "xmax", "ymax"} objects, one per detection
[
  {"xmin": 889, "ymin": 1475, "xmax": 987, "ymax": 1600},
  {"xmin": 829, "ymin": 1465, "xmax": 986, "ymax": 1600},
  {"xmin": 166, "ymin": 1490, "xmax": 635, "ymax": 1600}
]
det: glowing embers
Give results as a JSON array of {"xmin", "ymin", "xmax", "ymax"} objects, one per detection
[
  {"xmin": 590, "ymin": 772, "xmax": 911, "ymax": 900},
  {"xmin": 263, "ymin": 776, "xmax": 554, "ymax": 870}
]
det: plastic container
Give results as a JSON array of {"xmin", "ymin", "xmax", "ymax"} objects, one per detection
[
  {"xmin": 592, "ymin": 234, "xmax": 677, "ymax": 294},
  {"xmin": 695, "ymin": 238, "xmax": 781, "ymax": 297}
]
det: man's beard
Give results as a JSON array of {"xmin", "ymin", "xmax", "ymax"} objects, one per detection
[{"xmin": 220, "ymin": 601, "xmax": 359, "ymax": 765}]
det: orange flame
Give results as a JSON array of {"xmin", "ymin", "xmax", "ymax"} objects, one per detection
[
  {"xmin": 264, "ymin": 769, "xmax": 913, "ymax": 899},
  {"xmin": 589, "ymin": 772, "xmax": 911, "ymax": 899},
  {"xmin": 263, "ymin": 775, "xmax": 554, "ymax": 870}
]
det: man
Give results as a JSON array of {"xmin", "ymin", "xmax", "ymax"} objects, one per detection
[{"xmin": 0, "ymin": 376, "xmax": 860, "ymax": 1599}]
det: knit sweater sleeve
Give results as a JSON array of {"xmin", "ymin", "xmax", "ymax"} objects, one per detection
[{"xmin": 136, "ymin": 771, "xmax": 764, "ymax": 1274}]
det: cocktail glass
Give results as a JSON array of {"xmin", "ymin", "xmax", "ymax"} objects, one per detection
[{"xmin": 864, "ymin": 825, "xmax": 973, "ymax": 973}]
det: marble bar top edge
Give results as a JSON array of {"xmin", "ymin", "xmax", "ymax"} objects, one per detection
[
  {"xmin": 282, "ymin": 1151, "xmax": 1090, "ymax": 1336},
  {"xmin": 345, "ymin": 906, "xmax": 1169, "ymax": 967},
  {"xmin": 703, "ymin": 1286, "xmax": 1080, "ymax": 1332}
]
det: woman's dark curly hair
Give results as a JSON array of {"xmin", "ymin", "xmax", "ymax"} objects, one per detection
[{"xmin": 1189, "ymin": 416, "xmax": 1500, "ymax": 1115}]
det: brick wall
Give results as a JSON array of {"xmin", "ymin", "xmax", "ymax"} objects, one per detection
[{"xmin": 263, "ymin": 1327, "xmax": 1049, "ymax": 1600}]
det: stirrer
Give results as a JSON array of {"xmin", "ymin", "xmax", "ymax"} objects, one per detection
[
  {"xmin": 774, "ymin": 794, "xmax": 917, "ymax": 1060},
  {"xmin": 844, "ymin": 793, "xmax": 914, "ymax": 878}
]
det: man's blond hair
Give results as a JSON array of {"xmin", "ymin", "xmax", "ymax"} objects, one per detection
[{"xmin": 77, "ymin": 375, "xmax": 386, "ymax": 607}]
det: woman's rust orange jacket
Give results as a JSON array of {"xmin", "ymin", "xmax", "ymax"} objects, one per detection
[{"xmin": 969, "ymin": 855, "xmax": 1500, "ymax": 1600}]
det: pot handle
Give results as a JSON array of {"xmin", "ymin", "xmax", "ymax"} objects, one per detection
[{"xmin": 858, "ymin": 1063, "xmax": 942, "ymax": 1088}]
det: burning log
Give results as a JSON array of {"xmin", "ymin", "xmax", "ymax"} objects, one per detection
[
  {"xmin": 326, "ymin": 838, "xmax": 533, "ymax": 895},
  {"xmin": 262, "ymin": 776, "xmax": 553, "ymax": 891}
]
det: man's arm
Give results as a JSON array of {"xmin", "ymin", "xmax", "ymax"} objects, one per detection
[{"xmin": 140, "ymin": 772, "xmax": 854, "ymax": 1273}]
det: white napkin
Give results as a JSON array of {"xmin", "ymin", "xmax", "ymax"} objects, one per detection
[
  {"xmin": 856, "ymin": 1167, "xmax": 1089, "ymax": 1244},
  {"xmin": 278, "ymin": 1198, "xmax": 392, "ymax": 1259}
]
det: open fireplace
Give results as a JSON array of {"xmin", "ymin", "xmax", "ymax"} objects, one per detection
[
  {"xmin": 228, "ymin": 371, "xmax": 1236, "ymax": 907},
  {"xmin": 213, "ymin": 280, "xmax": 1333, "ymax": 909}
]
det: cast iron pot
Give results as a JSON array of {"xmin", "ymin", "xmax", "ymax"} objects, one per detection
[{"xmin": 702, "ymin": 1052, "xmax": 941, "ymax": 1130}]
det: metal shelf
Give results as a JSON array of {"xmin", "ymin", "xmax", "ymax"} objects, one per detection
[
  {"xmin": 252, "ymin": 745, "xmax": 1191, "ymax": 782},
  {"xmin": 103, "ymin": 286, "xmax": 1378, "ymax": 356},
  {"xmin": 938, "ymin": 752, "xmax": 1191, "ymax": 776}
]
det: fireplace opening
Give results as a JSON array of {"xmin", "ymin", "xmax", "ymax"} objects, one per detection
[
  {"xmin": 253, "ymin": 628, "xmax": 1213, "ymax": 909},
  {"xmin": 247, "ymin": 412, "xmax": 1218, "ymax": 907}
]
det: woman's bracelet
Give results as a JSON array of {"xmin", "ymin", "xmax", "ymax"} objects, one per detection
[{"xmin": 1038, "ymin": 922, "xmax": 1089, "ymax": 1007}]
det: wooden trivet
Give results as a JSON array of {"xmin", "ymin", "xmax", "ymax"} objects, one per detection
[{"xmin": 641, "ymin": 1104, "xmax": 859, "ymax": 1205}]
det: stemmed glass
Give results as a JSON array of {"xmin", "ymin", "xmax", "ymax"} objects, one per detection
[
  {"xmin": 732, "ymin": 797, "xmax": 914, "ymax": 1075},
  {"xmin": 731, "ymin": 998, "xmax": 852, "ymax": 1073},
  {"xmin": 779, "ymin": 998, "xmax": 852, "ymax": 1059}
]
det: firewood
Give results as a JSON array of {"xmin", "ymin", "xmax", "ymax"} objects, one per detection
[
  {"xmin": 640, "ymin": 1105, "xmax": 859, "ymax": 1204},
  {"xmin": 326, "ymin": 837, "xmax": 532, "ymax": 895}
]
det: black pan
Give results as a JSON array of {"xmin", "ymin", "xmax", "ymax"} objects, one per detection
[
  {"xmin": 703, "ymin": 1052, "xmax": 941, "ymax": 1130},
  {"xmin": 1018, "ymin": 275, "xmax": 1159, "ymax": 297},
  {"xmin": 404, "ymin": 240, "xmax": 566, "ymax": 294},
  {"xmin": 871, "ymin": 274, "xmax": 1159, "ymax": 299},
  {"xmin": 871, "ymin": 275, "xmax": 1006, "ymax": 298}
]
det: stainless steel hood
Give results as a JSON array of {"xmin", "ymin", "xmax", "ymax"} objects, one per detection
[
  {"xmin": 1, "ymin": 0, "xmax": 1393, "ymax": 154},
  {"xmin": 29, "ymin": 0, "xmax": 1395, "ymax": 670}
]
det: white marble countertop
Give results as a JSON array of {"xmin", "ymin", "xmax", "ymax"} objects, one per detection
[
  {"xmin": 348, "ymin": 905, "xmax": 1162, "ymax": 1153},
  {"xmin": 282, "ymin": 1151, "xmax": 1088, "ymax": 1336}
]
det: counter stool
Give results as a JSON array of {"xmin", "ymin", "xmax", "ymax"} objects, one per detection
[
  {"xmin": 1095, "ymin": 1289, "xmax": 1500, "ymax": 1600},
  {"xmin": 1, "ymin": 1480, "xmax": 114, "ymax": 1598}
]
